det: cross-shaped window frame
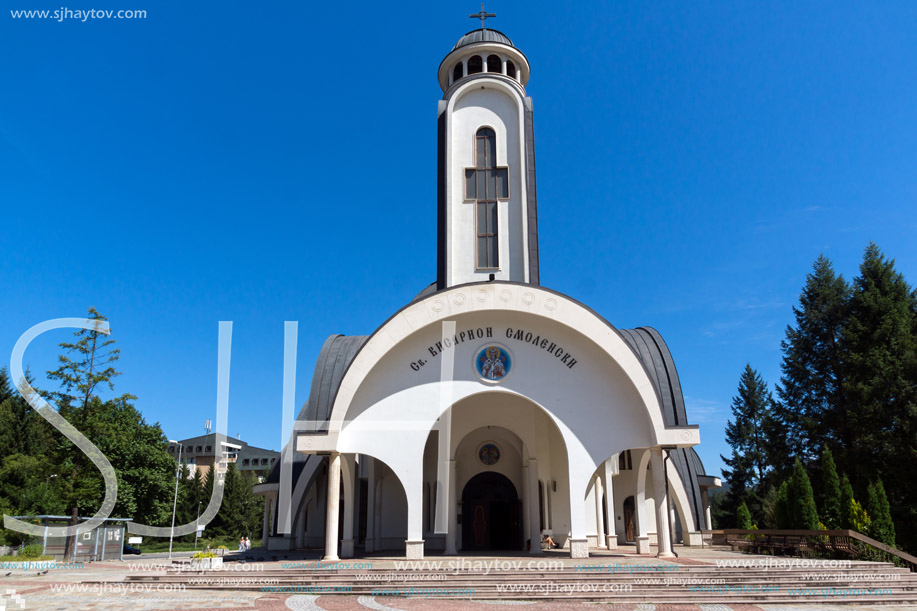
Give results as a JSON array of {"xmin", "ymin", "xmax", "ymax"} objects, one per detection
[{"xmin": 464, "ymin": 127, "xmax": 509, "ymax": 271}]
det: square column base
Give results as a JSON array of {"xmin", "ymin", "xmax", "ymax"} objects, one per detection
[
  {"xmin": 636, "ymin": 536, "xmax": 651, "ymax": 554},
  {"xmin": 686, "ymin": 531, "xmax": 703, "ymax": 547},
  {"xmin": 569, "ymin": 538, "xmax": 589, "ymax": 559},
  {"xmin": 405, "ymin": 540, "xmax": 424, "ymax": 560},
  {"xmin": 341, "ymin": 539, "xmax": 354, "ymax": 558},
  {"xmin": 605, "ymin": 535, "xmax": 618, "ymax": 550}
]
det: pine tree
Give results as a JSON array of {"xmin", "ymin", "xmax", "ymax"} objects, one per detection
[
  {"xmin": 788, "ymin": 458, "xmax": 819, "ymax": 530},
  {"xmin": 774, "ymin": 255, "xmax": 850, "ymax": 466},
  {"xmin": 818, "ymin": 446, "xmax": 842, "ymax": 529},
  {"xmin": 839, "ymin": 474, "xmax": 855, "ymax": 529},
  {"xmin": 840, "ymin": 243, "xmax": 917, "ymax": 551},
  {"xmin": 737, "ymin": 502, "xmax": 753, "ymax": 530},
  {"xmin": 775, "ymin": 480, "xmax": 790, "ymax": 529},
  {"xmin": 866, "ymin": 479, "xmax": 896, "ymax": 547},
  {"xmin": 721, "ymin": 365, "xmax": 775, "ymax": 523}
]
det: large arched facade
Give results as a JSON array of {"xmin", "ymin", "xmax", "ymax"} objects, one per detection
[{"xmin": 257, "ymin": 283, "xmax": 708, "ymax": 559}]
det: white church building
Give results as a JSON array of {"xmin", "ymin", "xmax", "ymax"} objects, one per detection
[{"xmin": 255, "ymin": 20, "xmax": 719, "ymax": 560}]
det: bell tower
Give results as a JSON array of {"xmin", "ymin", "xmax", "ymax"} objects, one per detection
[{"xmin": 436, "ymin": 12, "xmax": 540, "ymax": 289}]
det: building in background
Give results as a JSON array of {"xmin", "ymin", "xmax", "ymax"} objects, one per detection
[{"xmin": 168, "ymin": 433, "xmax": 279, "ymax": 482}]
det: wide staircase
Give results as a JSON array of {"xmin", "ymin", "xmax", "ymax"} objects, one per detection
[{"xmin": 113, "ymin": 553, "xmax": 917, "ymax": 605}]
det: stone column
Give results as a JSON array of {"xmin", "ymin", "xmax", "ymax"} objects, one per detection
[
  {"xmin": 261, "ymin": 496, "xmax": 271, "ymax": 543},
  {"xmin": 527, "ymin": 459, "xmax": 542, "ymax": 555},
  {"xmin": 341, "ymin": 456, "xmax": 355, "ymax": 558},
  {"xmin": 594, "ymin": 475, "xmax": 606, "ymax": 548},
  {"xmin": 603, "ymin": 460, "xmax": 617, "ymax": 549},
  {"xmin": 364, "ymin": 459, "xmax": 375, "ymax": 553},
  {"xmin": 323, "ymin": 452, "xmax": 341, "ymax": 562},
  {"xmin": 635, "ymin": 450, "xmax": 651, "ymax": 554},
  {"xmin": 702, "ymin": 489, "xmax": 712, "ymax": 530},
  {"xmin": 669, "ymin": 505, "xmax": 678, "ymax": 545},
  {"xmin": 444, "ymin": 460, "xmax": 457, "ymax": 554},
  {"xmin": 374, "ymin": 479, "xmax": 383, "ymax": 551},
  {"xmin": 650, "ymin": 448, "xmax": 674, "ymax": 558},
  {"xmin": 522, "ymin": 465, "xmax": 530, "ymax": 549}
]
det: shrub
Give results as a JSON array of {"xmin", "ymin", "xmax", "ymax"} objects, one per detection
[
  {"xmin": 849, "ymin": 499, "xmax": 871, "ymax": 533},
  {"xmin": 192, "ymin": 552, "xmax": 217, "ymax": 559},
  {"xmin": 20, "ymin": 544, "xmax": 44, "ymax": 558}
]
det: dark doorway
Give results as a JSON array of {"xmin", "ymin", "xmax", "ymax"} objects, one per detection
[
  {"xmin": 623, "ymin": 496, "xmax": 635, "ymax": 542},
  {"xmin": 461, "ymin": 472, "xmax": 522, "ymax": 551}
]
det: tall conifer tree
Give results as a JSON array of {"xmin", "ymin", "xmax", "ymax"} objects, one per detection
[
  {"xmin": 818, "ymin": 446, "xmax": 842, "ymax": 529},
  {"xmin": 721, "ymin": 365, "xmax": 774, "ymax": 522},
  {"xmin": 774, "ymin": 256, "xmax": 850, "ymax": 466},
  {"xmin": 840, "ymin": 243, "xmax": 917, "ymax": 551}
]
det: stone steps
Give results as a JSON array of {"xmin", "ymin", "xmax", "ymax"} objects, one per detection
[{"xmin": 101, "ymin": 559, "xmax": 917, "ymax": 604}]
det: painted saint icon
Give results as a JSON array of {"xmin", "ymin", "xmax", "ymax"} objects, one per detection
[
  {"xmin": 478, "ymin": 443, "xmax": 501, "ymax": 466},
  {"xmin": 475, "ymin": 344, "xmax": 511, "ymax": 382}
]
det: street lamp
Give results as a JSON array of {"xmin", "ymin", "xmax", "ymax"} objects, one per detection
[{"xmin": 168, "ymin": 440, "xmax": 183, "ymax": 560}]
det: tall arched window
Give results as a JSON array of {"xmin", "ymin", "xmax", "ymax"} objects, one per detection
[
  {"xmin": 464, "ymin": 127, "xmax": 509, "ymax": 269},
  {"xmin": 452, "ymin": 62, "xmax": 463, "ymax": 83},
  {"xmin": 506, "ymin": 60, "xmax": 516, "ymax": 79},
  {"xmin": 468, "ymin": 55, "xmax": 483, "ymax": 75},
  {"xmin": 487, "ymin": 54, "xmax": 502, "ymax": 74}
]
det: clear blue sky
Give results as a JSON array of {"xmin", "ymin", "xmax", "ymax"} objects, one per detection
[{"xmin": 2, "ymin": 1, "xmax": 916, "ymax": 481}]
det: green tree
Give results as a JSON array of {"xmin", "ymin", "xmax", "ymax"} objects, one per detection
[
  {"xmin": 721, "ymin": 365, "xmax": 775, "ymax": 524},
  {"xmin": 866, "ymin": 479, "xmax": 896, "ymax": 547},
  {"xmin": 210, "ymin": 463, "xmax": 262, "ymax": 539},
  {"xmin": 849, "ymin": 499, "xmax": 871, "ymax": 533},
  {"xmin": 788, "ymin": 458, "xmax": 819, "ymax": 530},
  {"xmin": 737, "ymin": 502, "xmax": 753, "ymax": 530},
  {"xmin": 840, "ymin": 243, "xmax": 917, "ymax": 551},
  {"xmin": 774, "ymin": 480, "xmax": 791, "ymax": 529},
  {"xmin": 760, "ymin": 485, "xmax": 780, "ymax": 529},
  {"xmin": 774, "ymin": 256, "xmax": 850, "ymax": 465},
  {"xmin": 818, "ymin": 446, "xmax": 842, "ymax": 529},
  {"xmin": 43, "ymin": 308, "xmax": 175, "ymax": 558},
  {"xmin": 839, "ymin": 474, "xmax": 855, "ymax": 529}
]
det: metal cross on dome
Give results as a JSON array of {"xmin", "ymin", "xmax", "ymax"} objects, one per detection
[{"xmin": 470, "ymin": 3, "xmax": 496, "ymax": 29}]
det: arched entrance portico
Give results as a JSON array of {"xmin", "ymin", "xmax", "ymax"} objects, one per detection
[{"xmin": 461, "ymin": 472, "xmax": 522, "ymax": 551}]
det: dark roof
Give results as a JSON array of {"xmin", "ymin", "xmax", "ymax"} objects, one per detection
[
  {"xmin": 176, "ymin": 433, "xmax": 247, "ymax": 449},
  {"xmin": 453, "ymin": 28, "xmax": 514, "ymax": 50},
  {"xmin": 688, "ymin": 447, "xmax": 708, "ymax": 477},
  {"xmin": 238, "ymin": 444, "xmax": 279, "ymax": 462},
  {"xmin": 298, "ymin": 335, "xmax": 369, "ymax": 424},
  {"xmin": 618, "ymin": 327, "xmax": 687, "ymax": 427},
  {"xmin": 265, "ymin": 334, "xmax": 368, "ymax": 485},
  {"xmin": 413, "ymin": 282, "xmax": 438, "ymax": 303}
]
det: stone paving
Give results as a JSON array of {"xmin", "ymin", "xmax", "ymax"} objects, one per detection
[{"xmin": 1, "ymin": 546, "xmax": 914, "ymax": 611}]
